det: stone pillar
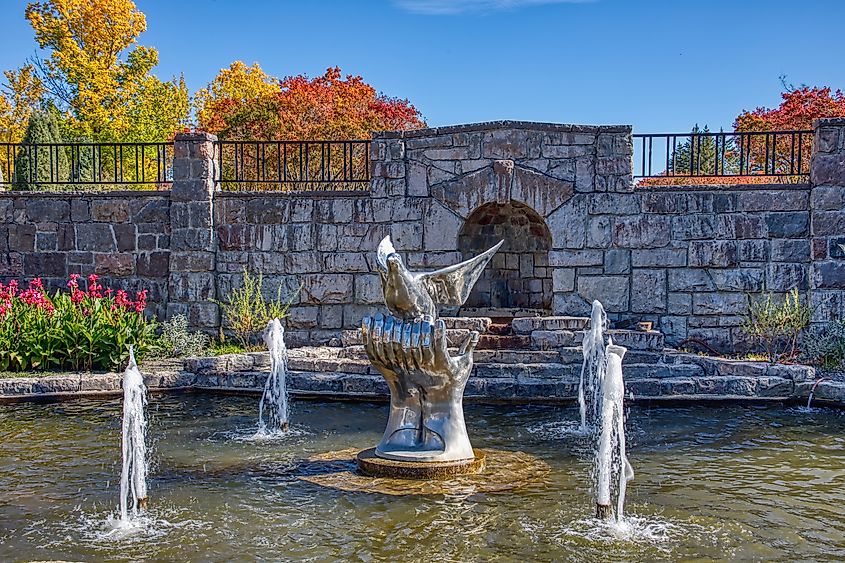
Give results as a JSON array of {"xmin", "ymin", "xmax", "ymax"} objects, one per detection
[
  {"xmin": 810, "ymin": 118, "xmax": 845, "ymax": 324},
  {"xmin": 167, "ymin": 132, "xmax": 219, "ymax": 330}
]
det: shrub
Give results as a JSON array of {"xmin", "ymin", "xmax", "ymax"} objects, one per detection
[
  {"xmin": 213, "ymin": 269, "xmax": 297, "ymax": 349},
  {"xmin": 740, "ymin": 289, "xmax": 811, "ymax": 363},
  {"xmin": 800, "ymin": 321, "xmax": 845, "ymax": 369},
  {"xmin": 154, "ymin": 314, "xmax": 209, "ymax": 358},
  {"xmin": 0, "ymin": 275, "xmax": 157, "ymax": 372}
]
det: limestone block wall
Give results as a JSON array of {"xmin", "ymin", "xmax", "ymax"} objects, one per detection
[
  {"xmin": 0, "ymin": 191, "xmax": 171, "ymax": 318},
  {"xmin": 810, "ymin": 117, "xmax": 845, "ymax": 324},
  {"xmin": 0, "ymin": 120, "xmax": 842, "ymax": 354}
]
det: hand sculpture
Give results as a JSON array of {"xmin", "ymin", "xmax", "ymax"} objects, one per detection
[{"xmin": 362, "ymin": 313, "xmax": 479, "ymax": 462}]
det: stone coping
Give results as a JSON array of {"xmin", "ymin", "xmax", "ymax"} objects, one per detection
[
  {"xmin": 0, "ymin": 189, "xmax": 170, "ymax": 197},
  {"xmin": 216, "ymin": 189, "xmax": 370, "ymax": 198},
  {"xmin": 1, "ymin": 350, "xmax": 841, "ymax": 407},
  {"xmin": 634, "ymin": 183, "xmax": 811, "ymax": 192},
  {"xmin": 374, "ymin": 120, "xmax": 631, "ymax": 139}
]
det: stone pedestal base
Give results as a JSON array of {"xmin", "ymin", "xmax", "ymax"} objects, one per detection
[{"xmin": 356, "ymin": 447, "xmax": 485, "ymax": 480}]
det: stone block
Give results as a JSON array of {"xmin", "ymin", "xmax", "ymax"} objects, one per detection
[
  {"xmin": 631, "ymin": 269, "xmax": 666, "ymax": 313},
  {"xmin": 766, "ymin": 212, "xmax": 809, "ymax": 238},
  {"xmin": 9, "ymin": 224, "xmax": 36, "ymax": 251},
  {"xmin": 94, "ymin": 253, "xmax": 133, "ymax": 276},
  {"xmin": 354, "ymin": 274, "xmax": 383, "ymax": 304},
  {"xmin": 813, "ymin": 261, "xmax": 845, "ymax": 289},
  {"xmin": 113, "ymin": 224, "xmax": 136, "ymax": 252},
  {"xmin": 737, "ymin": 190, "xmax": 808, "ymax": 212},
  {"xmin": 481, "ymin": 129, "xmax": 541, "ymax": 159},
  {"xmin": 23, "ymin": 252, "xmax": 66, "ymax": 277},
  {"xmin": 604, "ymin": 249, "xmax": 630, "ymax": 274},
  {"xmin": 324, "ymin": 252, "xmax": 369, "ymax": 273},
  {"xmin": 812, "ymin": 211, "xmax": 845, "ymax": 237},
  {"xmin": 287, "ymin": 306, "xmax": 320, "ymax": 329},
  {"xmin": 27, "ymin": 199, "xmax": 69, "ymax": 222},
  {"xmin": 641, "ymin": 192, "xmax": 688, "ymax": 214},
  {"xmin": 136, "ymin": 251, "xmax": 169, "ymax": 278},
  {"xmin": 692, "ymin": 292, "xmax": 747, "ymax": 315},
  {"xmin": 688, "ymin": 240, "xmax": 738, "ymax": 268},
  {"xmin": 91, "ymin": 199, "xmax": 129, "ymax": 222},
  {"xmin": 612, "ymin": 215, "xmax": 670, "ymax": 248},
  {"xmin": 552, "ymin": 268, "xmax": 575, "ymax": 292},
  {"xmin": 770, "ymin": 239, "xmax": 810, "ymax": 262},
  {"xmin": 709, "ymin": 268, "xmax": 765, "ymax": 292},
  {"xmin": 631, "ymin": 248, "xmax": 686, "ymax": 267},
  {"xmin": 75, "ymin": 223, "xmax": 116, "ymax": 252},
  {"xmin": 767, "ymin": 263, "xmax": 808, "ymax": 291},
  {"xmin": 549, "ymin": 249, "xmax": 603, "ymax": 267},
  {"xmin": 811, "ymin": 186, "xmax": 845, "ymax": 211},
  {"xmin": 301, "ymin": 273, "xmax": 354, "ymax": 304},
  {"xmin": 577, "ymin": 275, "xmax": 629, "ymax": 310},
  {"xmin": 530, "ymin": 330, "xmax": 578, "ymax": 349},
  {"xmin": 423, "ymin": 201, "xmax": 462, "ymax": 251},
  {"xmin": 587, "ymin": 216, "xmax": 612, "ymax": 248}
]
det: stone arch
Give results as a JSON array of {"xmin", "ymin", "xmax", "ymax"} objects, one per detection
[{"xmin": 458, "ymin": 200, "xmax": 553, "ymax": 311}]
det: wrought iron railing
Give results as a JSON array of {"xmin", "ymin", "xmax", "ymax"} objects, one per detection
[
  {"xmin": 0, "ymin": 142, "xmax": 172, "ymax": 190},
  {"xmin": 214, "ymin": 140, "xmax": 370, "ymax": 192},
  {"xmin": 633, "ymin": 130, "xmax": 813, "ymax": 182}
]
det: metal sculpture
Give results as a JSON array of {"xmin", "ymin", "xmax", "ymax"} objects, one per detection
[{"xmin": 361, "ymin": 236, "xmax": 502, "ymax": 462}]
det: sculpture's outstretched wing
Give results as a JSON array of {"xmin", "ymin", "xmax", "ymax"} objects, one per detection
[{"xmin": 417, "ymin": 240, "xmax": 503, "ymax": 306}]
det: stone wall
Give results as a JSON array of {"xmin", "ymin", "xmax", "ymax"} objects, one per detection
[
  {"xmin": 0, "ymin": 121, "xmax": 842, "ymax": 353},
  {"xmin": 810, "ymin": 117, "xmax": 845, "ymax": 324},
  {"xmin": 0, "ymin": 191, "xmax": 171, "ymax": 318}
]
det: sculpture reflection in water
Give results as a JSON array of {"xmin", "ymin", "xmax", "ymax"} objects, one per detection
[{"xmin": 361, "ymin": 236, "xmax": 502, "ymax": 462}]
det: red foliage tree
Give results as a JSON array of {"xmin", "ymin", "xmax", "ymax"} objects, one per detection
[{"xmin": 199, "ymin": 66, "xmax": 425, "ymax": 140}]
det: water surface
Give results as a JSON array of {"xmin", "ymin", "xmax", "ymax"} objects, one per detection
[{"xmin": 1, "ymin": 395, "xmax": 843, "ymax": 561}]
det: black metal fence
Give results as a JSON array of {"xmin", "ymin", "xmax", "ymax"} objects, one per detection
[
  {"xmin": 633, "ymin": 130, "xmax": 813, "ymax": 182},
  {"xmin": 0, "ymin": 142, "xmax": 172, "ymax": 190},
  {"xmin": 214, "ymin": 140, "xmax": 370, "ymax": 192}
]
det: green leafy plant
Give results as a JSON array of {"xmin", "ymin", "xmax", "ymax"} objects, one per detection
[
  {"xmin": 740, "ymin": 289, "xmax": 812, "ymax": 364},
  {"xmin": 800, "ymin": 321, "xmax": 845, "ymax": 369},
  {"xmin": 0, "ymin": 274, "xmax": 157, "ymax": 372},
  {"xmin": 213, "ymin": 269, "xmax": 298, "ymax": 350},
  {"xmin": 153, "ymin": 314, "xmax": 209, "ymax": 358}
]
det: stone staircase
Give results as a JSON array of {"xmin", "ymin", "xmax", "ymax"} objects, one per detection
[{"xmin": 184, "ymin": 314, "xmax": 815, "ymax": 402}]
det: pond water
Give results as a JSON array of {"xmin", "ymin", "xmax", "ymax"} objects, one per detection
[{"xmin": 1, "ymin": 394, "xmax": 843, "ymax": 562}]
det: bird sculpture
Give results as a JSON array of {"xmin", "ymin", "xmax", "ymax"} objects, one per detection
[{"xmin": 375, "ymin": 235, "xmax": 504, "ymax": 320}]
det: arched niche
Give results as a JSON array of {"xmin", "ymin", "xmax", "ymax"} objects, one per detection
[{"xmin": 457, "ymin": 200, "xmax": 552, "ymax": 311}]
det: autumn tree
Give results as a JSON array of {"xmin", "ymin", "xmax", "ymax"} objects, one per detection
[
  {"xmin": 196, "ymin": 65, "xmax": 425, "ymax": 140},
  {"xmin": 0, "ymin": 65, "xmax": 46, "ymax": 143},
  {"xmin": 734, "ymin": 86, "xmax": 845, "ymax": 179},
  {"xmin": 194, "ymin": 61, "xmax": 278, "ymax": 137},
  {"xmin": 24, "ymin": 0, "xmax": 189, "ymax": 142}
]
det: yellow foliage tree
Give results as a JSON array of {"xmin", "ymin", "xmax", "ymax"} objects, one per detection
[
  {"xmin": 25, "ymin": 0, "xmax": 188, "ymax": 142},
  {"xmin": 194, "ymin": 61, "xmax": 278, "ymax": 134},
  {"xmin": 0, "ymin": 65, "xmax": 46, "ymax": 143}
]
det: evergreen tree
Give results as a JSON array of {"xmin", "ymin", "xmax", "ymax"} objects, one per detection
[
  {"xmin": 670, "ymin": 125, "xmax": 737, "ymax": 176},
  {"xmin": 13, "ymin": 105, "xmax": 68, "ymax": 190}
]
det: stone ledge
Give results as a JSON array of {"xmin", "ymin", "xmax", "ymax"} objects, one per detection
[{"xmin": 375, "ymin": 121, "xmax": 631, "ymax": 139}]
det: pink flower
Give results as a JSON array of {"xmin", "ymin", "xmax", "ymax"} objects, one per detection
[
  {"xmin": 115, "ymin": 290, "xmax": 132, "ymax": 309},
  {"xmin": 71, "ymin": 289, "xmax": 85, "ymax": 304},
  {"xmin": 67, "ymin": 274, "xmax": 80, "ymax": 290}
]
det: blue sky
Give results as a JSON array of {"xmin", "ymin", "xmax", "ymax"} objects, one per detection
[{"xmin": 1, "ymin": 0, "xmax": 843, "ymax": 132}]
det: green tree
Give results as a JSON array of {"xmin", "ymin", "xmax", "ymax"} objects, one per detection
[
  {"xmin": 14, "ymin": 103, "xmax": 68, "ymax": 190},
  {"xmin": 670, "ymin": 125, "xmax": 736, "ymax": 176}
]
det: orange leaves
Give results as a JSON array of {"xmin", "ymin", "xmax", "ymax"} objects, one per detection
[
  {"xmin": 197, "ymin": 65, "xmax": 425, "ymax": 140},
  {"xmin": 734, "ymin": 86, "xmax": 845, "ymax": 132}
]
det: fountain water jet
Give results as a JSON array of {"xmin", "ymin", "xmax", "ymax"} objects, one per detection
[
  {"xmin": 595, "ymin": 340, "xmax": 634, "ymax": 521},
  {"xmin": 119, "ymin": 347, "xmax": 148, "ymax": 522},
  {"xmin": 258, "ymin": 318, "xmax": 289, "ymax": 435},
  {"xmin": 579, "ymin": 300, "xmax": 608, "ymax": 431}
]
